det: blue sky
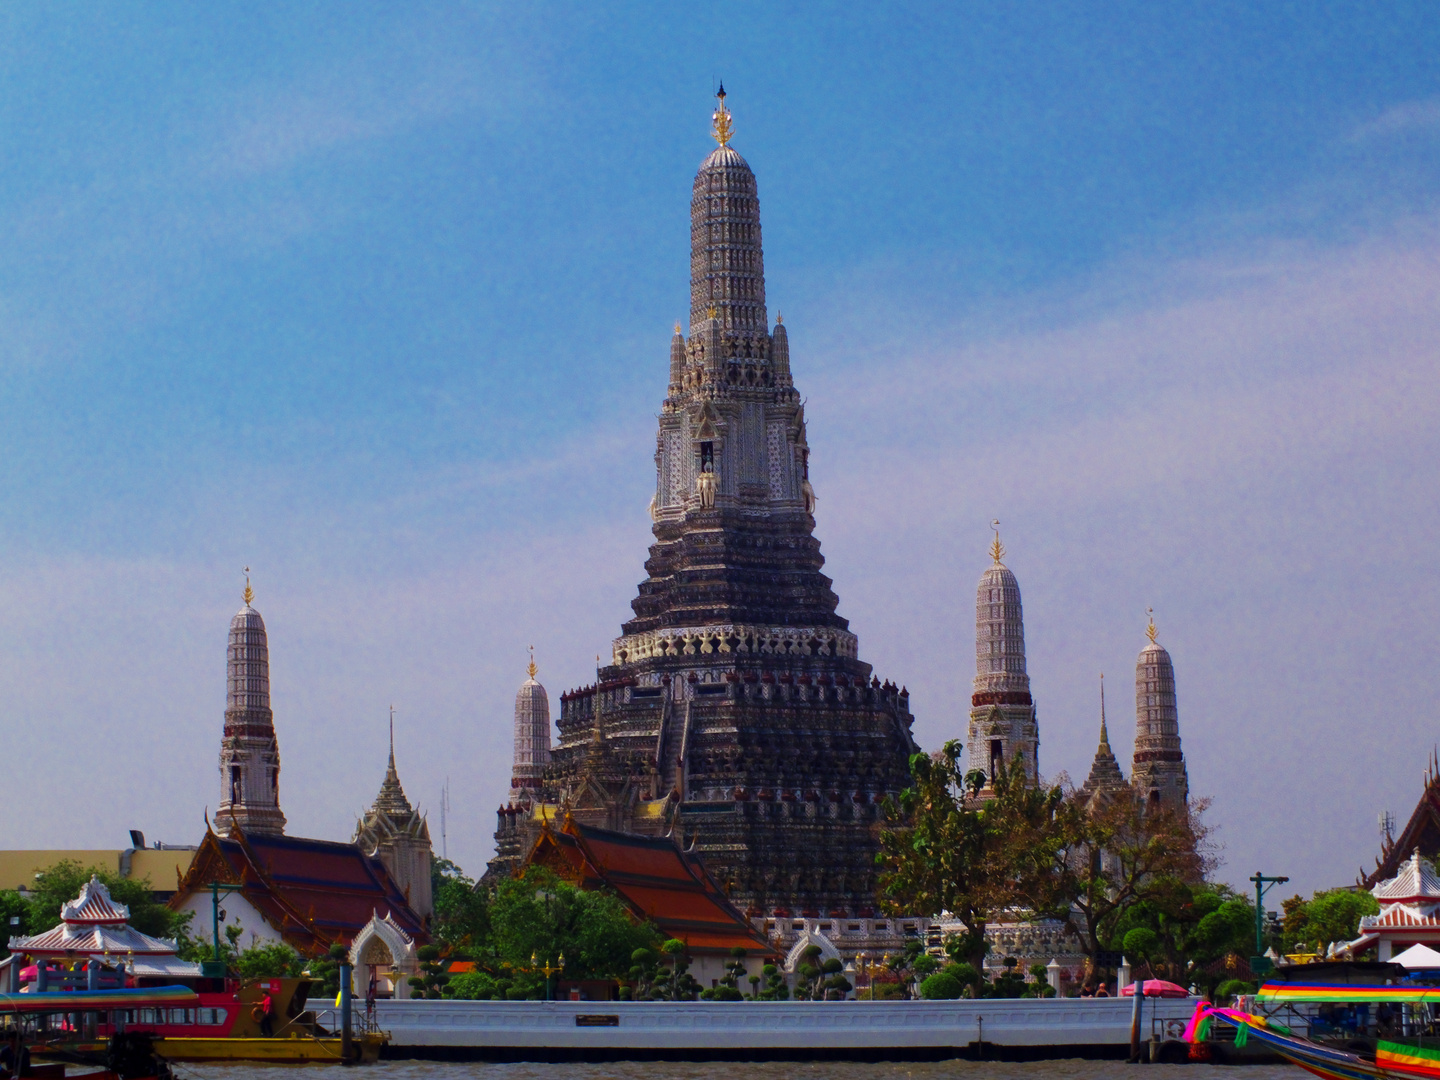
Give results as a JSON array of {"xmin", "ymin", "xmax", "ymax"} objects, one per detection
[{"xmin": 1, "ymin": 3, "xmax": 1437, "ymax": 897}]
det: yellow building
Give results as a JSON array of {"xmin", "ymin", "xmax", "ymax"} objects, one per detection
[{"xmin": 0, "ymin": 848, "xmax": 196, "ymax": 900}]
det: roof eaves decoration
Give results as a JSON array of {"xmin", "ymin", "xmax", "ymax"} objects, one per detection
[{"xmin": 61, "ymin": 876, "xmax": 131, "ymax": 925}]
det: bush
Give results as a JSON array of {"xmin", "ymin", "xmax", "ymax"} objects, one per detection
[
  {"xmin": 235, "ymin": 942, "xmax": 304, "ymax": 979},
  {"xmin": 446, "ymin": 970, "xmax": 507, "ymax": 1000},
  {"xmin": 920, "ymin": 972, "xmax": 965, "ymax": 1000}
]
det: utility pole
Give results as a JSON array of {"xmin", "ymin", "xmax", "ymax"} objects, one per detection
[{"xmin": 1249, "ymin": 871, "xmax": 1289, "ymax": 975}]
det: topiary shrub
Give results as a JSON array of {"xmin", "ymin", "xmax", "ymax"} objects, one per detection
[{"xmin": 920, "ymin": 971, "xmax": 965, "ymax": 1000}]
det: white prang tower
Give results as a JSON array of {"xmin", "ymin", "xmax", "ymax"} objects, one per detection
[
  {"xmin": 509, "ymin": 649, "xmax": 551, "ymax": 804},
  {"xmin": 1131, "ymin": 612, "xmax": 1189, "ymax": 809},
  {"xmin": 966, "ymin": 526, "xmax": 1039, "ymax": 790},
  {"xmin": 216, "ymin": 573, "xmax": 286, "ymax": 837}
]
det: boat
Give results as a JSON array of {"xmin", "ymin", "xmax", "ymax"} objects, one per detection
[
  {"xmin": 4, "ymin": 875, "xmax": 384, "ymax": 1064},
  {"xmin": 11, "ymin": 977, "xmax": 384, "ymax": 1065},
  {"xmin": 0, "ymin": 985, "xmax": 190, "ymax": 1080},
  {"xmin": 1185, "ymin": 961, "xmax": 1440, "ymax": 1079}
]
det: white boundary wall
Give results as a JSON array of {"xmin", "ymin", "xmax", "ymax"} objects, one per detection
[{"xmin": 311, "ymin": 997, "xmax": 1199, "ymax": 1052}]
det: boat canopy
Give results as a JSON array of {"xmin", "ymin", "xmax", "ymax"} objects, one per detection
[
  {"xmin": 1258, "ymin": 981, "xmax": 1440, "ymax": 1004},
  {"xmin": 0, "ymin": 985, "xmax": 197, "ymax": 1014}
]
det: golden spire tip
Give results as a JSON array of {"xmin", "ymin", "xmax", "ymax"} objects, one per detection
[
  {"xmin": 711, "ymin": 84, "xmax": 734, "ymax": 147},
  {"xmin": 527, "ymin": 645, "xmax": 537, "ymax": 681},
  {"xmin": 242, "ymin": 566, "xmax": 254, "ymax": 606},
  {"xmin": 989, "ymin": 520, "xmax": 1005, "ymax": 565},
  {"xmin": 1147, "ymin": 607, "xmax": 1158, "ymax": 644}
]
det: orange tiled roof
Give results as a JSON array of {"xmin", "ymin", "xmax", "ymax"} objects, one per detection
[{"xmin": 526, "ymin": 819, "xmax": 771, "ymax": 956}]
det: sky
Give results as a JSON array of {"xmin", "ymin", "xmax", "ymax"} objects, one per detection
[{"xmin": 0, "ymin": 2, "xmax": 1437, "ymax": 899}]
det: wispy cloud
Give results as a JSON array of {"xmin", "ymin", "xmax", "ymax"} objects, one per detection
[{"xmin": 1348, "ymin": 98, "xmax": 1440, "ymax": 143}]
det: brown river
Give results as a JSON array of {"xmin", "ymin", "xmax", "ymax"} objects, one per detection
[{"xmin": 170, "ymin": 1062, "xmax": 1299, "ymax": 1079}]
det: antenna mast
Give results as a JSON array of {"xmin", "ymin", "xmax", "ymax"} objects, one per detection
[{"xmin": 441, "ymin": 778, "xmax": 451, "ymax": 861}]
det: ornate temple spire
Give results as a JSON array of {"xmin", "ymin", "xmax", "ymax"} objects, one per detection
[
  {"xmin": 510, "ymin": 648, "xmax": 552, "ymax": 799},
  {"xmin": 1132, "ymin": 611, "xmax": 1189, "ymax": 809},
  {"xmin": 371, "ymin": 706, "xmax": 415, "ymax": 816},
  {"xmin": 711, "ymin": 83, "xmax": 733, "ymax": 147},
  {"xmin": 967, "ymin": 524, "xmax": 1039, "ymax": 788},
  {"xmin": 354, "ymin": 712, "xmax": 433, "ymax": 918},
  {"xmin": 1081, "ymin": 673, "xmax": 1126, "ymax": 801},
  {"xmin": 216, "ymin": 572, "xmax": 286, "ymax": 837},
  {"xmin": 689, "ymin": 87, "xmax": 766, "ymax": 333}
]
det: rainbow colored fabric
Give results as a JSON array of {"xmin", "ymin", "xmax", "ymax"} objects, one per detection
[
  {"xmin": 0, "ymin": 985, "xmax": 198, "ymax": 1014},
  {"xmin": 1378, "ymin": 1040, "xmax": 1440, "ymax": 1079},
  {"xmin": 1258, "ymin": 982, "xmax": 1440, "ymax": 1005}
]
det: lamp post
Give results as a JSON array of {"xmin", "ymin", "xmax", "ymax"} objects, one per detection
[
  {"xmin": 1249, "ymin": 872, "xmax": 1289, "ymax": 975},
  {"xmin": 533, "ymin": 952, "xmax": 564, "ymax": 1001}
]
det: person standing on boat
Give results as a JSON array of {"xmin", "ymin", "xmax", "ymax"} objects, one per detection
[
  {"xmin": 0, "ymin": 1030, "xmax": 30, "ymax": 1078},
  {"xmin": 258, "ymin": 991, "xmax": 275, "ymax": 1038}
]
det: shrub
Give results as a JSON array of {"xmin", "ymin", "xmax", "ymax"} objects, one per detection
[{"xmin": 920, "ymin": 972, "xmax": 965, "ymax": 1000}]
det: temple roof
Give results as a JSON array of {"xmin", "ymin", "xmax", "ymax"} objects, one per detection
[
  {"xmin": 1366, "ymin": 755, "xmax": 1440, "ymax": 888},
  {"xmin": 1374, "ymin": 850, "xmax": 1440, "ymax": 905},
  {"xmin": 171, "ymin": 823, "xmax": 426, "ymax": 954},
  {"xmin": 10, "ymin": 877, "xmax": 196, "ymax": 967},
  {"xmin": 63, "ymin": 875, "xmax": 130, "ymax": 925},
  {"xmin": 525, "ymin": 818, "xmax": 772, "ymax": 955}
]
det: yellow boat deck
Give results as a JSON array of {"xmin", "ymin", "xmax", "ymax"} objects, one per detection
[{"xmin": 152, "ymin": 1032, "xmax": 385, "ymax": 1065}]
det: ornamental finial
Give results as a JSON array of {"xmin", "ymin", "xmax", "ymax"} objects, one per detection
[
  {"xmin": 1147, "ymin": 608, "xmax": 1158, "ymax": 644},
  {"xmin": 674, "ymin": 321, "xmax": 682, "ymax": 335},
  {"xmin": 990, "ymin": 521, "xmax": 1005, "ymax": 565},
  {"xmin": 528, "ymin": 645, "xmax": 537, "ymax": 681},
  {"xmin": 243, "ymin": 567, "xmax": 254, "ymax": 606},
  {"xmin": 711, "ymin": 84, "xmax": 733, "ymax": 147}
]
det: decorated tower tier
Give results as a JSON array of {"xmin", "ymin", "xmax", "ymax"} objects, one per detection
[
  {"xmin": 491, "ymin": 90, "xmax": 917, "ymax": 916},
  {"xmin": 216, "ymin": 574, "xmax": 285, "ymax": 837},
  {"xmin": 1131, "ymin": 614, "xmax": 1189, "ymax": 809},
  {"xmin": 966, "ymin": 528, "xmax": 1039, "ymax": 791},
  {"xmin": 510, "ymin": 653, "xmax": 551, "ymax": 800}
]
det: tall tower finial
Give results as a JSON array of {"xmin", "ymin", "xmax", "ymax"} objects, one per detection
[
  {"xmin": 527, "ymin": 645, "xmax": 537, "ymax": 680},
  {"xmin": 711, "ymin": 84, "xmax": 733, "ymax": 147},
  {"xmin": 989, "ymin": 520, "xmax": 1005, "ymax": 565},
  {"xmin": 1099, "ymin": 673, "xmax": 1110, "ymax": 749},
  {"xmin": 388, "ymin": 704, "xmax": 396, "ymax": 768},
  {"xmin": 243, "ymin": 567, "xmax": 253, "ymax": 606},
  {"xmin": 1147, "ymin": 607, "xmax": 1157, "ymax": 644}
]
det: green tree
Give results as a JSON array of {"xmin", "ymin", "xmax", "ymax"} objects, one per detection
[
  {"xmin": 0, "ymin": 893, "xmax": 29, "ymax": 958},
  {"xmin": 1051, "ymin": 790, "xmax": 1212, "ymax": 963},
  {"xmin": 920, "ymin": 971, "xmax": 964, "ymax": 999},
  {"xmin": 878, "ymin": 744, "xmax": 1070, "ymax": 973},
  {"xmin": 1107, "ymin": 883, "xmax": 1253, "ymax": 988},
  {"xmin": 306, "ymin": 943, "xmax": 350, "ymax": 998},
  {"xmin": 656, "ymin": 939, "xmax": 702, "ymax": 1001},
  {"xmin": 408, "ymin": 944, "xmax": 451, "ymax": 999},
  {"xmin": 1282, "ymin": 889, "xmax": 1379, "ymax": 953},
  {"xmin": 703, "ymin": 946, "xmax": 749, "ymax": 1001},
  {"xmin": 431, "ymin": 859, "xmax": 490, "ymax": 957},
  {"xmin": 757, "ymin": 962, "xmax": 789, "ymax": 1001},
  {"xmin": 487, "ymin": 867, "xmax": 657, "ymax": 984},
  {"xmin": 235, "ymin": 941, "xmax": 305, "ymax": 979}
]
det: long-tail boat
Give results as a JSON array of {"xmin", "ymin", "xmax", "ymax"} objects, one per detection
[{"xmin": 1186, "ymin": 961, "xmax": 1440, "ymax": 1078}]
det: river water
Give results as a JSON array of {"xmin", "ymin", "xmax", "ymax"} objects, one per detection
[{"xmin": 172, "ymin": 1062, "xmax": 1299, "ymax": 1079}]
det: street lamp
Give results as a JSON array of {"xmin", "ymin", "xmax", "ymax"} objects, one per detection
[
  {"xmin": 1249, "ymin": 872, "xmax": 1289, "ymax": 975},
  {"xmin": 533, "ymin": 952, "xmax": 565, "ymax": 1001}
]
